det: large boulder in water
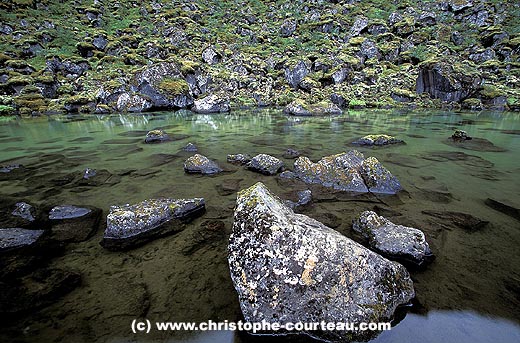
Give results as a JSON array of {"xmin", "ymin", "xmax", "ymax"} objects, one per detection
[
  {"xmin": 352, "ymin": 211, "xmax": 434, "ymax": 267},
  {"xmin": 101, "ymin": 198, "xmax": 205, "ymax": 251},
  {"xmin": 293, "ymin": 150, "xmax": 402, "ymax": 194},
  {"xmin": 228, "ymin": 182, "xmax": 415, "ymax": 342}
]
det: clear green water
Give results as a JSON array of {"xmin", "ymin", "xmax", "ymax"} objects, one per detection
[{"xmin": 0, "ymin": 109, "xmax": 519, "ymax": 343}]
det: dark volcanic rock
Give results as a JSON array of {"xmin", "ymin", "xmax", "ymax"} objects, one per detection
[
  {"xmin": 293, "ymin": 151, "xmax": 402, "ymax": 194},
  {"xmin": 144, "ymin": 129, "xmax": 171, "ymax": 143},
  {"xmin": 228, "ymin": 183, "xmax": 415, "ymax": 342},
  {"xmin": 352, "ymin": 134, "xmax": 404, "ymax": 146},
  {"xmin": 352, "ymin": 211, "xmax": 434, "ymax": 267},
  {"xmin": 227, "ymin": 153, "xmax": 252, "ymax": 165},
  {"xmin": 285, "ymin": 60, "xmax": 309, "ymax": 89},
  {"xmin": 416, "ymin": 62, "xmax": 481, "ymax": 102},
  {"xmin": 48, "ymin": 205, "xmax": 101, "ymax": 242},
  {"xmin": 246, "ymin": 154, "xmax": 284, "ymax": 175},
  {"xmin": 184, "ymin": 154, "xmax": 223, "ymax": 175},
  {"xmin": 101, "ymin": 198, "xmax": 205, "ymax": 251},
  {"xmin": 421, "ymin": 210, "xmax": 489, "ymax": 231}
]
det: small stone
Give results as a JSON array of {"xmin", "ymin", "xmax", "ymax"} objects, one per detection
[
  {"xmin": 83, "ymin": 168, "xmax": 97, "ymax": 179},
  {"xmin": 183, "ymin": 142, "xmax": 198, "ymax": 152},
  {"xmin": 11, "ymin": 202, "xmax": 35, "ymax": 222},
  {"xmin": 184, "ymin": 154, "xmax": 223, "ymax": 175},
  {"xmin": 353, "ymin": 211, "xmax": 434, "ymax": 267},
  {"xmin": 352, "ymin": 134, "xmax": 404, "ymax": 146},
  {"xmin": 144, "ymin": 129, "xmax": 171, "ymax": 143},
  {"xmin": 227, "ymin": 154, "xmax": 252, "ymax": 165},
  {"xmin": 247, "ymin": 154, "xmax": 284, "ymax": 175},
  {"xmin": 49, "ymin": 205, "xmax": 101, "ymax": 243},
  {"xmin": 451, "ymin": 130, "xmax": 472, "ymax": 141}
]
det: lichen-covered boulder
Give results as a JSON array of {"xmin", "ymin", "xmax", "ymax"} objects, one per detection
[
  {"xmin": 192, "ymin": 94, "xmax": 230, "ymax": 113},
  {"xmin": 228, "ymin": 183, "xmax": 415, "ymax": 342},
  {"xmin": 352, "ymin": 134, "xmax": 404, "ymax": 146},
  {"xmin": 227, "ymin": 153, "xmax": 252, "ymax": 165},
  {"xmin": 360, "ymin": 157, "xmax": 402, "ymax": 194},
  {"xmin": 144, "ymin": 129, "xmax": 171, "ymax": 143},
  {"xmin": 293, "ymin": 151, "xmax": 402, "ymax": 194},
  {"xmin": 294, "ymin": 151, "xmax": 368, "ymax": 192},
  {"xmin": 101, "ymin": 198, "xmax": 205, "ymax": 250},
  {"xmin": 352, "ymin": 211, "xmax": 433, "ymax": 267},
  {"xmin": 246, "ymin": 154, "xmax": 284, "ymax": 175},
  {"xmin": 184, "ymin": 154, "xmax": 223, "ymax": 175},
  {"xmin": 48, "ymin": 205, "xmax": 101, "ymax": 242}
]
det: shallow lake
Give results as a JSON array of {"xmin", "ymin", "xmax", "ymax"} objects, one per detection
[{"xmin": 0, "ymin": 109, "xmax": 519, "ymax": 343}]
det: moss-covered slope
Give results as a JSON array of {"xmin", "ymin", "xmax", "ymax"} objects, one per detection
[{"xmin": 0, "ymin": 0, "xmax": 519, "ymax": 115}]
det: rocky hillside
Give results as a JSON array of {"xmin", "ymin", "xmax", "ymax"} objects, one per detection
[{"xmin": 0, "ymin": 0, "xmax": 519, "ymax": 116}]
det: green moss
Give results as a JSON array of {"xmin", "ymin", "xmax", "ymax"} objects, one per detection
[
  {"xmin": 157, "ymin": 77, "xmax": 190, "ymax": 95},
  {"xmin": 480, "ymin": 84, "xmax": 505, "ymax": 99},
  {"xmin": 0, "ymin": 105, "xmax": 15, "ymax": 116},
  {"xmin": 348, "ymin": 99, "xmax": 367, "ymax": 108}
]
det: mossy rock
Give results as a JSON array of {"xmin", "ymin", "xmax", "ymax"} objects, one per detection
[
  {"xmin": 157, "ymin": 77, "xmax": 190, "ymax": 95},
  {"xmin": 348, "ymin": 99, "xmax": 367, "ymax": 108},
  {"xmin": 0, "ymin": 105, "xmax": 15, "ymax": 116},
  {"xmin": 480, "ymin": 84, "xmax": 505, "ymax": 99},
  {"xmin": 13, "ymin": 93, "xmax": 46, "ymax": 111}
]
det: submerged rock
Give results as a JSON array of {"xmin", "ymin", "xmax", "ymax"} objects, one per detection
[
  {"xmin": 192, "ymin": 94, "xmax": 230, "ymax": 113},
  {"xmin": 227, "ymin": 153, "xmax": 252, "ymax": 165},
  {"xmin": 445, "ymin": 134, "xmax": 506, "ymax": 152},
  {"xmin": 48, "ymin": 205, "xmax": 101, "ymax": 242},
  {"xmin": 228, "ymin": 183, "xmax": 414, "ymax": 342},
  {"xmin": 184, "ymin": 154, "xmax": 223, "ymax": 175},
  {"xmin": 352, "ymin": 134, "xmax": 404, "ymax": 146},
  {"xmin": 101, "ymin": 198, "xmax": 205, "ymax": 250},
  {"xmin": 485, "ymin": 198, "xmax": 520, "ymax": 221},
  {"xmin": 0, "ymin": 268, "xmax": 81, "ymax": 317},
  {"xmin": 144, "ymin": 129, "xmax": 171, "ymax": 144},
  {"xmin": 0, "ymin": 228, "xmax": 45, "ymax": 252},
  {"xmin": 293, "ymin": 151, "xmax": 402, "ymax": 194},
  {"xmin": 352, "ymin": 211, "xmax": 433, "ymax": 267},
  {"xmin": 183, "ymin": 142, "xmax": 198, "ymax": 152},
  {"xmin": 283, "ymin": 148, "xmax": 301, "ymax": 159},
  {"xmin": 246, "ymin": 154, "xmax": 284, "ymax": 175},
  {"xmin": 285, "ymin": 189, "xmax": 312, "ymax": 209},
  {"xmin": 421, "ymin": 210, "xmax": 489, "ymax": 231}
]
